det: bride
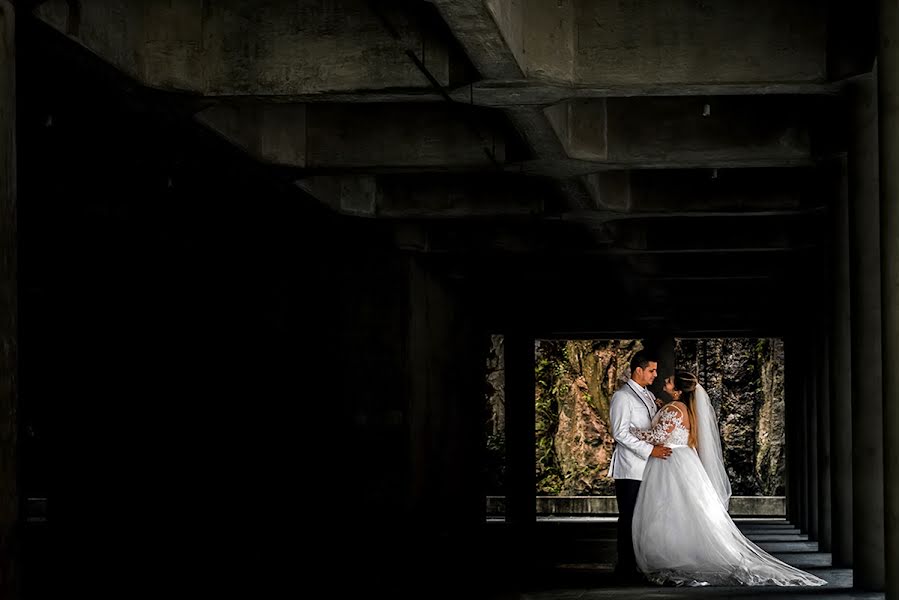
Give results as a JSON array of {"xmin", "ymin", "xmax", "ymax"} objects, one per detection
[{"xmin": 631, "ymin": 370, "xmax": 826, "ymax": 586}]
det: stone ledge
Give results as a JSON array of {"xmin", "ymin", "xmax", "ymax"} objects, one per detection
[{"xmin": 486, "ymin": 495, "xmax": 785, "ymax": 517}]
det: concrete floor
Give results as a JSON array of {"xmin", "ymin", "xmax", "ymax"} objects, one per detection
[{"xmin": 493, "ymin": 519, "xmax": 880, "ymax": 600}]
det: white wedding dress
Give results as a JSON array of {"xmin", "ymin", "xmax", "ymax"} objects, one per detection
[{"xmin": 631, "ymin": 390, "xmax": 826, "ymax": 587}]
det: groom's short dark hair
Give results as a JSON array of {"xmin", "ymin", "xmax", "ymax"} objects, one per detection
[{"xmin": 630, "ymin": 350, "xmax": 657, "ymax": 373}]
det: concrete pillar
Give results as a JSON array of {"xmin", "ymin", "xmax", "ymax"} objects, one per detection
[
  {"xmin": 806, "ymin": 347, "xmax": 820, "ymax": 541},
  {"xmin": 878, "ymin": 1, "xmax": 899, "ymax": 595},
  {"xmin": 0, "ymin": 3, "xmax": 16, "ymax": 599},
  {"xmin": 804, "ymin": 361, "xmax": 817, "ymax": 538},
  {"xmin": 848, "ymin": 73, "xmax": 885, "ymax": 591},
  {"xmin": 646, "ymin": 335, "xmax": 676, "ymax": 399},
  {"xmin": 784, "ymin": 338, "xmax": 808, "ymax": 533},
  {"xmin": 785, "ymin": 336, "xmax": 805, "ymax": 529},
  {"xmin": 505, "ymin": 334, "xmax": 535, "ymax": 539},
  {"xmin": 405, "ymin": 258, "xmax": 485, "ymax": 588},
  {"xmin": 816, "ymin": 335, "xmax": 832, "ymax": 551},
  {"xmin": 793, "ymin": 337, "xmax": 810, "ymax": 533},
  {"xmin": 830, "ymin": 158, "xmax": 853, "ymax": 567}
]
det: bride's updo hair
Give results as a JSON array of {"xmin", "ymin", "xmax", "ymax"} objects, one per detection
[
  {"xmin": 675, "ymin": 371, "xmax": 699, "ymax": 394},
  {"xmin": 674, "ymin": 370, "xmax": 700, "ymax": 448}
]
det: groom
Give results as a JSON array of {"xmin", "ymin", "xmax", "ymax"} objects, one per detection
[{"xmin": 608, "ymin": 350, "xmax": 672, "ymax": 582}]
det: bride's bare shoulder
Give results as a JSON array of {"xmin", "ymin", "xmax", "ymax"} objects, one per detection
[{"xmin": 662, "ymin": 401, "xmax": 688, "ymax": 414}]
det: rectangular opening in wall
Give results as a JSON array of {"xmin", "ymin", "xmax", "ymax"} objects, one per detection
[{"xmin": 528, "ymin": 337, "xmax": 785, "ymax": 518}]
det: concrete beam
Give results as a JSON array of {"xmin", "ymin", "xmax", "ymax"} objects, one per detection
[
  {"xmin": 196, "ymin": 104, "xmax": 309, "ymax": 167},
  {"xmin": 451, "ymin": 80, "xmax": 841, "ymax": 107},
  {"xmin": 624, "ymin": 252, "xmax": 808, "ymax": 279},
  {"xmin": 0, "ymin": 3, "xmax": 15, "ymax": 598},
  {"xmin": 561, "ymin": 208, "xmax": 823, "ymax": 227},
  {"xmin": 297, "ymin": 174, "xmax": 547, "ymax": 217},
  {"xmin": 578, "ymin": 167, "xmax": 825, "ymax": 217},
  {"xmin": 29, "ymin": 2, "xmax": 840, "ymax": 106},
  {"xmin": 504, "ymin": 103, "xmax": 601, "ymax": 211},
  {"xmin": 394, "ymin": 219, "xmax": 819, "ymax": 258},
  {"xmin": 479, "ymin": 270, "xmax": 803, "ymax": 332},
  {"xmin": 502, "ymin": 108, "xmax": 595, "ymax": 209},
  {"xmin": 508, "ymin": 157, "xmax": 817, "ymax": 177},
  {"xmin": 31, "ymin": 76, "xmax": 833, "ymax": 107},
  {"xmin": 505, "ymin": 107, "xmax": 565, "ymax": 159},
  {"xmin": 545, "ymin": 97, "xmax": 820, "ymax": 165},
  {"xmin": 34, "ymin": 0, "xmax": 459, "ymax": 95},
  {"xmin": 425, "ymin": 2, "xmax": 594, "ymax": 210},
  {"xmin": 196, "ymin": 103, "xmax": 506, "ymax": 169},
  {"xmin": 583, "ymin": 168, "xmax": 822, "ymax": 213},
  {"xmin": 482, "ymin": 0, "xmax": 826, "ymax": 86},
  {"xmin": 586, "ymin": 213, "xmax": 822, "ymax": 252},
  {"xmin": 488, "ymin": 0, "xmax": 575, "ymax": 83},
  {"xmin": 297, "ymin": 169, "xmax": 824, "ymax": 225},
  {"xmin": 192, "ymin": 100, "xmax": 606, "ymax": 208},
  {"xmin": 427, "ymin": 0, "xmax": 524, "ymax": 79}
]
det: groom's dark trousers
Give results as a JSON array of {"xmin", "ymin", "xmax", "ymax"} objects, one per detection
[{"xmin": 615, "ymin": 478, "xmax": 641, "ymax": 576}]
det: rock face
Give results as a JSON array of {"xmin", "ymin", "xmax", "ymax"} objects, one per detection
[
  {"xmin": 756, "ymin": 339, "xmax": 786, "ymax": 495},
  {"xmin": 486, "ymin": 335, "xmax": 505, "ymax": 438},
  {"xmin": 506, "ymin": 338, "xmax": 785, "ymax": 496},
  {"xmin": 676, "ymin": 338, "xmax": 785, "ymax": 496},
  {"xmin": 484, "ymin": 335, "xmax": 505, "ymax": 495},
  {"xmin": 535, "ymin": 339, "xmax": 642, "ymax": 495}
]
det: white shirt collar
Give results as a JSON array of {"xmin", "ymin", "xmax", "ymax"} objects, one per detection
[{"xmin": 628, "ymin": 378, "xmax": 648, "ymax": 394}]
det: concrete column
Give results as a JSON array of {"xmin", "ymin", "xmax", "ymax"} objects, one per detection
[
  {"xmin": 785, "ymin": 337, "xmax": 801, "ymax": 526},
  {"xmin": 804, "ymin": 361, "xmax": 817, "ymax": 538},
  {"xmin": 405, "ymin": 258, "xmax": 485, "ymax": 588},
  {"xmin": 816, "ymin": 335, "xmax": 832, "ymax": 551},
  {"xmin": 795, "ymin": 339, "xmax": 810, "ymax": 534},
  {"xmin": 806, "ymin": 344, "xmax": 820, "ymax": 541},
  {"xmin": 504, "ymin": 334, "xmax": 535, "ymax": 537},
  {"xmin": 646, "ymin": 335, "xmax": 676, "ymax": 398},
  {"xmin": 0, "ymin": 3, "xmax": 16, "ymax": 599},
  {"xmin": 830, "ymin": 158, "xmax": 853, "ymax": 567},
  {"xmin": 878, "ymin": 1, "xmax": 899, "ymax": 595},
  {"xmin": 848, "ymin": 73, "xmax": 885, "ymax": 591}
]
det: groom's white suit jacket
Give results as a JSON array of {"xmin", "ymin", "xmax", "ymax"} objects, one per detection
[{"xmin": 607, "ymin": 379, "xmax": 659, "ymax": 480}]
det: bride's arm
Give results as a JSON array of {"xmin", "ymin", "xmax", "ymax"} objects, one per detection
[{"xmin": 637, "ymin": 405, "xmax": 685, "ymax": 445}]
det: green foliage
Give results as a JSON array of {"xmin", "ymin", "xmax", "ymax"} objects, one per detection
[
  {"xmin": 534, "ymin": 342, "xmax": 569, "ymax": 494},
  {"xmin": 488, "ymin": 337, "xmax": 785, "ymax": 499},
  {"xmin": 755, "ymin": 338, "xmax": 769, "ymax": 363},
  {"xmin": 533, "ymin": 339, "xmax": 639, "ymax": 495}
]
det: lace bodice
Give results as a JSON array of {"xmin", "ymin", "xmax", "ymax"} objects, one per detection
[{"xmin": 634, "ymin": 404, "xmax": 690, "ymax": 446}]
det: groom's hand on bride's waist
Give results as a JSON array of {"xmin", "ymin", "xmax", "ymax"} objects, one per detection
[{"xmin": 650, "ymin": 445, "xmax": 672, "ymax": 459}]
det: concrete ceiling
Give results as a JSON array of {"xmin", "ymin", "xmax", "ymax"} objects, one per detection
[{"xmin": 26, "ymin": 0, "xmax": 870, "ymax": 334}]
